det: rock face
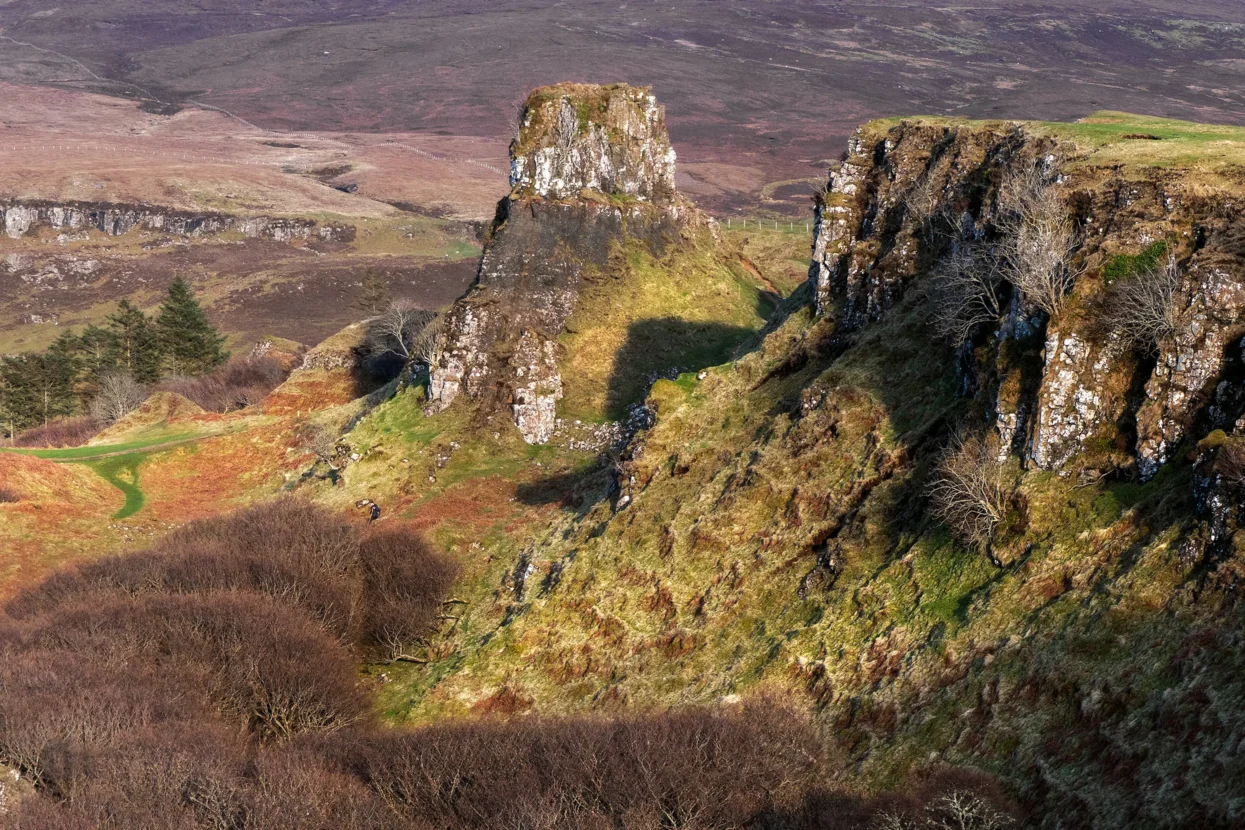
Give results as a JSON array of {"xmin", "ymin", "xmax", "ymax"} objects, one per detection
[
  {"xmin": 0, "ymin": 201, "xmax": 353, "ymax": 241},
  {"xmin": 808, "ymin": 121, "xmax": 1044, "ymax": 327},
  {"xmin": 807, "ymin": 118, "xmax": 1245, "ymax": 479},
  {"xmin": 509, "ymin": 84, "xmax": 677, "ymax": 203},
  {"xmin": 1135, "ymin": 227, "xmax": 1245, "ymax": 478},
  {"xmin": 430, "ymin": 84, "xmax": 686, "ymax": 443}
]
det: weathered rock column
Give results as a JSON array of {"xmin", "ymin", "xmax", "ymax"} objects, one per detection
[{"xmin": 429, "ymin": 83, "xmax": 686, "ymax": 443}]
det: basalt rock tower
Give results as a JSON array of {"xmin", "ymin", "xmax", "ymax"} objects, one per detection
[{"xmin": 429, "ymin": 83, "xmax": 690, "ymax": 443}]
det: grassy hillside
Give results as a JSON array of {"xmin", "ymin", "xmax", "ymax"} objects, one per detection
[
  {"xmin": 357, "ymin": 113, "xmax": 1245, "ymax": 825},
  {"xmin": 5, "ymin": 111, "xmax": 1245, "ymax": 825}
]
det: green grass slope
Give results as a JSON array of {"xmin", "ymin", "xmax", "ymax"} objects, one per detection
[{"xmin": 360, "ymin": 114, "xmax": 1245, "ymax": 826}]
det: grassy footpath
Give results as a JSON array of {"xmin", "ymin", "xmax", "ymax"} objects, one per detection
[
  {"xmin": 0, "ymin": 431, "xmax": 207, "ymax": 519},
  {"xmin": 4, "ymin": 432, "xmax": 197, "ymax": 461},
  {"xmin": 79, "ymin": 453, "xmax": 146, "ymax": 519}
]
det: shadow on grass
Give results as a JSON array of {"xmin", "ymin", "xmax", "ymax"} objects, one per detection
[{"xmin": 604, "ymin": 318, "xmax": 758, "ymax": 420}]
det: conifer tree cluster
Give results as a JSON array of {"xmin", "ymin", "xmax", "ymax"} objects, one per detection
[{"xmin": 0, "ymin": 277, "xmax": 228, "ymax": 435}]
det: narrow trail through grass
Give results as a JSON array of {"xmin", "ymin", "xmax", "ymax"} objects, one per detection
[
  {"xmin": 77, "ymin": 454, "xmax": 146, "ymax": 519},
  {"xmin": 2, "ymin": 433, "xmax": 198, "ymax": 461},
  {"xmin": 0, "ymin": 431, "xmax": 217, "ymax": 518}
]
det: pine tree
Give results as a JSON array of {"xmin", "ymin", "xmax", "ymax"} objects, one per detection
[
  {"xmin": 0, "ymin": 350, "xmax": 77, "ymax": 430},
  {"xmin": 108, "ymin": 300, "xmax": 163, "ymax": 383},
  {"xmin": 73, "ymin": 325, "xmax": 120, "ymax": 405},
  {"xmin": 155, "ymin": 278, "xmax": 227, "ymax": 377},
  {"xmin": 353, "ymin": 269, "xmax": 392, "ymax": 317},
  {"xmin": 43, "ymin": 335, "xmax": 82, "ymax": 424}
]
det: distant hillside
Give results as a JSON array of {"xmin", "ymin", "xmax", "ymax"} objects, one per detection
[{"xmin": 3, "ymin": 2, "xmax": 1245, "ymax": 214}]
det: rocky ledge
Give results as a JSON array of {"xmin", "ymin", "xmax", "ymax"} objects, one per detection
[
  {"xmin": 0, "ymin": 201, "xmax": 354, "ymax": 242},
  {"xmin": 809, "ymin": 118, "xmax": 1245, "ymax": 481}
]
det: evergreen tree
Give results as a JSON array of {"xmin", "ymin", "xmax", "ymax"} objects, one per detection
[
  {"xmin": 73, "ymin": 325, "xmax": 120, "ymax": 405},
  {"xmin": 0, "ymin": 358, "xmax": 17, "ymax": 440},
  {"xmin": 0, "ymin": 350, "xmax": 77, "ymax": 430},
  {"xmin": 43, "ymin": 334, "xmax": 82, "ymax": 423},
  {"xmin": 108, "ymin": 300, "xmax": 163, "ymax": 383},
  {"xmin": 155, "ymin": 278, "xmax": 227, "ymax": 377},
  {"xmin": 353, "ymin": 269, "xmax": 392, "ymax": 317}
]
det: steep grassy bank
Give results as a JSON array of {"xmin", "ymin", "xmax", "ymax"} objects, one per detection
[{"xmin": 371, "ymin": 112, "xmax": 1245, "ymax": 827}]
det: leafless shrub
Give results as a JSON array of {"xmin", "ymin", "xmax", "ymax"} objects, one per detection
[
  {"xmin": 1102, "ymin": 253, "xmax": 1182, "ymax": 350},
  {"xmin": 88, "ymin": 371, "xmax": 147, "ymax": 425},
  {"xmin": 366, "ymin": 301, "xmax": 442, "ymax": 365},
  {"xmin": 358, "ymin": 531, "xmax": 460, "ymax": 662},
  {"xmin": 11, "ymin": 416, "xmax": 100, "ymax": 449},
  {"xmin": 297, "ymin": 422, "xmax": 345, "ymax": 473},
  {"xmin": 1213, "ymin": 440, "xmax": 1245, "ymax": 488},
  {"xmin": 996, "ymin": 163, "xmax": 1080, "ymax": 317},
  {"xmin": 6, "ymin": 498, "xmax": 362, "ymax": 641},
  {"xmin": 337, "ymin": 703, "xmax": 825, "ymax": 830},
  {"xmin": 904, "ymin": 174, "xmax": 947, "ymax": 238},
  {"xmin": 924, "ymin": 244, "xmax": 1007, "ymax": 345},
  {"xmin": 157, "ymin": 355, "xmax": 287, "ymax": 413},
  {"xmin": 247, "ymin": 744, "xmax": 408, "ymax": 830},
  {"xmin": 924, "ymin": 790, "xmax": 1016, "ymax": 830},
  {"xmin": 0, "ymin": 488, "xmax": 18, "ymax": 504},
  {"xmin": 930, "ymin": 432, "xmax": 1010, "ymax": 550}
]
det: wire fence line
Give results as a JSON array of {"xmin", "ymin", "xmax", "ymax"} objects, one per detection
[{"xmin": 721, "ymin": 216, "xmax": 812, "ymax": 234}]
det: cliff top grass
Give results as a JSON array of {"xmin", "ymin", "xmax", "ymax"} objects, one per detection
[
  {"xmin": 868, "ymin": 110, "xmax": 1245, "ymax": 187},
  {"xmin": 512, "ymin": 82, "xmax": 660, "ymax": 157}
]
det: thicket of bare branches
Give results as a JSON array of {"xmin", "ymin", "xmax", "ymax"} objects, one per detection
[
  {"xmin": 996, "ymin": 163, "xmax": 1080, "ymax": 317},
  {"xmin": 0, "ymin": 501, "xmax": 1017, "ymax": 829},
  {"xmin": 875, "ymin": 790, "xmax": 1015, "ymax": 830},
  {"xmin": 1102, "ymin": 253, "xmax": 1183, "ymax": 350},
  {"xmin": 358, "ymin": 531, "xmax": 459, "ymax": 662},
  {"xmin": 157, "ymin": 355, "xmax": 287, "ymax": 413},
  {"xmin": 930, "ymin": 432, "xmax": 1011, "ymax": 551},
  {"xmin": 11, "ymin": 415, "xmax": 99, "ymax": 448},
  {"xmin": 924, "ymin": 244, "xmax": 1007, "ymax": 345},
  {"xmin": 88, "ymin": 370, "xmax": 147, "ymax": 424},
  {"xmin": 366, "ymin": 301, "xmax": 443, "ymax": 365}
]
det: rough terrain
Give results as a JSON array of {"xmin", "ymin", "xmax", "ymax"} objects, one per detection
[{"xmin": 5, "ymin": 84, "xmax": 1245, "ymax": 827}]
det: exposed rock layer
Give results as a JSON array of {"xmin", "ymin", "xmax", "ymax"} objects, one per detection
[
  {"xmin": 808, "ymin": 119, "xmax": 1245, "ymax": 478},
  {"xmin": 509, "ymin": 83, "xmax": 677, "ymax": 204},
  {"xmin": 0, "ymin": 201, "xmax": 353, "ymax": 242}
]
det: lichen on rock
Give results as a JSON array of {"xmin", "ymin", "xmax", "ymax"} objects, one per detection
[
  {"xmin": 1136, "ymin": 229, "xmax": 1245, "ymax": 478},
  {"xmin": 509, "ymin": 83, "xmax": 677, "ymax": 204}
]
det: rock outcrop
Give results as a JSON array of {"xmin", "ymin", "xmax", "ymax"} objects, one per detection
[
  {"xmin": 807, "ymin": 117, "xmax": 1245, "ymax": 479},
  {"xmin": 0, "ymin": 201, "xmax": 353, "ymax": 242},
  {"xmin": 509, "ymin": 84, "xmax": 677, "ymax": 203},
  {"xmin": 430, "ymin": 83, "xmax": 688, "ymax": 443},
  {"xmin": 1135, "ymin": 227, "xmax": 1245, "ymax": 477}
]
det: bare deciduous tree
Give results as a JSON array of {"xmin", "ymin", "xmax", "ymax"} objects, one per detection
[
  {"xmin": 366, "ymin": 301, "xmax": 442, "ymax": 365},
  {"xmin": 1103, "ymin": 253, "xmax": 1182, "ymax": 350},
  {"xmin": 88, "ymin": 370, "xmax": 147, "ymax": 425},
  {"xmin": 929, "ymin": 431, "xmax": 1010, "ymax": 551},
  {"xmin": 925, "ymin": 790, "xmax": 1016, "ymax": 830},
  {"xmin": 874, "ymin": 790, "xmax": 1015, "ymax": 830},
  {"xmin": 298, "ymin": 422, "xmax": 344, "ymax": 472},
  {"xmin": 903, "ymin": 174, "xmax": 951, "ymax": 243},
  {"xmin": 925, "ymin": 244, "xmax": 1007, "ymax": 345},
  {"xmin": 997, "ymin": 163, "xmax": 1080, "ymax": 317}
]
